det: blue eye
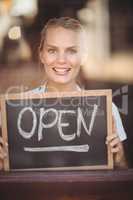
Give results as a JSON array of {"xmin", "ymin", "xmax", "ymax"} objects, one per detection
[
  {"xmin": 47, "ymin": 49, "xmax": 56, "ymax": 54},
  {"xmin": 68, "ymin": 49, "xmax": 77, "ymax": 54}
]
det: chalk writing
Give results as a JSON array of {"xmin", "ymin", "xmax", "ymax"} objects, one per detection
[
  {"xmin": 17, "ymin": 107, "xmax": 37, "ymax": 139},
  {"xmin": 17, "ymin": 106, "xmax": 98, "ymax": 140},
  {"xmin": 24, "ymin": 144, "xmax": 89, "ymax": 152}
]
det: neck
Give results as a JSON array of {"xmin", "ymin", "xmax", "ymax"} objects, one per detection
[{"xmin": 45, "ymin": 81, "xmax": 80, "ymax": 92}]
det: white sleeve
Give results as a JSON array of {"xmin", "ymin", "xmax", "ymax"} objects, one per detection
[{"xmin": 112, "ymin": 102, "xmax": 127, "ymax": 141}]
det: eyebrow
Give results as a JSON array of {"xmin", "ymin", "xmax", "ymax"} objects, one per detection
[{"xmin": 45, "ymin": 42, "xmax": 78, "ymax": 49}]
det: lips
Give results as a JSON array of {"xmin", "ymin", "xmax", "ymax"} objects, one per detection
[{"xmin": 53, "ymin": 67, "xmax": 71, "ymax": 75}]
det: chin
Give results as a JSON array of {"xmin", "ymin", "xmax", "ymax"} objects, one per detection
[
  {"xmin": 54, "ymin": 79, "xmax": 71, "ymax": 85},
  {"xmin": 49, "ymin": 75, "xmax": 72, "ymax": 84}
]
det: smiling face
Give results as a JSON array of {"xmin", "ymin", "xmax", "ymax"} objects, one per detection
[{"xmin": 40, "ymin": 26, "xmax": 83, "ymax": 90}]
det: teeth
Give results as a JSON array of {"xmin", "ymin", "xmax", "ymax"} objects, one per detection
[{"xmin": 53, "ymin": 68, "xmax": 70, "ymax": 74}]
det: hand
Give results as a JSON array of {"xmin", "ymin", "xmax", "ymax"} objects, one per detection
[
  {"xmin": 106, "ymin": 133, "xmax": 126, "ymax": 167},
  {"xmin": 106, "ymin": 117, "xmax": 127, "ymax": 168},
  {"xmin": 0, "ymin": 137, "xmax": 8, "ymax": 170}
]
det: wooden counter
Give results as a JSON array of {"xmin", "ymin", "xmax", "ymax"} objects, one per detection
[{"xmin": 0, "ymin": 169, "xmax": 133, "ymax": 200}]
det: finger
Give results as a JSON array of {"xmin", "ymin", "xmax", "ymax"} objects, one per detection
[
  {"xmin": 109, "ymin": 137, "xmax": 120, "ymax": 148},
  {"xmin": 0, "ymin": 154, "xmax": 5, "ymax": 159},
  {"xmin": 0, "ymin": 137, "xmax": 8, "ymax": 148},
  {"xmin": 106, "ymin": 134, "xmax": 119, "ymax": 143},
  {"xmin": 111, "ymin": 146, "xmax": 120, "ymax": 153},
  {"xmin": 0, "ymin": 137, "xmax": 4, "ymax": 145},
  {"xmin": 0, "ymin": 161, "xmax": 4, "ymax": 170},
  {"xmin": 0, "ymin": 152, "xmax": 7, "ymax": 159},
  {"xmin": 0, "ymin": 145, "xmax": 7, "ymax": 159},
  {"xmin": 0, "ymin": 150, "xmax": 5, "ymax": 159}
]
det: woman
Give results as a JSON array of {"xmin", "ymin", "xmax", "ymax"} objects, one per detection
[{"xmin": 0, "ymin": 17, "xmax": 127, "ymax": 169}]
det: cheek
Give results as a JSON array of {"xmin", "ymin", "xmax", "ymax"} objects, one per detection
[
  {"xmin": 69, "ymin": 55, "xmax": 82, "ymax": 67},
  {"xmin": 42, "ymin": 53, "xmax": 56, "ymax": 66}
]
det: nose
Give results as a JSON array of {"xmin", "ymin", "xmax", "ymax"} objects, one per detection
[{"xmin": 57, "ymin": 52, "xmax": 66, "ymax": 64}]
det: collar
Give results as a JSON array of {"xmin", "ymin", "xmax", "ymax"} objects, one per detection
[{"xmin": 40, "ymin": 82, "xmax": 82, "ymax": 92}]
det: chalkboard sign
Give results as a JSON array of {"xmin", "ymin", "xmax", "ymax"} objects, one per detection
[{"xmin": 0, "ymin": 90, "xmax": 113, "ymax": 171}]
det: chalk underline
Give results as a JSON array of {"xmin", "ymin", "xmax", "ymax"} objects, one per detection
[{"xmin": 24, "ymin": 144, "xmax": 89, "ymax": 152}]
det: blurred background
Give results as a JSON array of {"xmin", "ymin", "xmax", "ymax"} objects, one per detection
[{"xmin": 0, "ymin": 0, "xmax": 133, "ymax": 167}]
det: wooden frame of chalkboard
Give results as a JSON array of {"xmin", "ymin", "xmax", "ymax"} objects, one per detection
[{"xmin": 0, "ymin": 89, "xmax": 113, "ymax": 171}]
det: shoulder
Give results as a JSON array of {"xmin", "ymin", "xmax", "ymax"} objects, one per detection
[{"xmin": 25, "ymin": 85, "xmax": 45, "ymax": 95}]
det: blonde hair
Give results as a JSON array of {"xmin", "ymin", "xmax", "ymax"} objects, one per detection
[{"xmin": 39, "ymin": 17, "xmax": 86, "ymax": 53}]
